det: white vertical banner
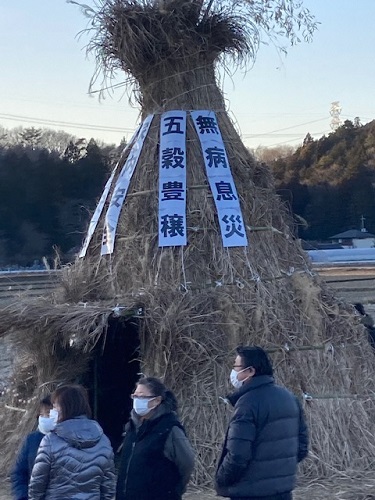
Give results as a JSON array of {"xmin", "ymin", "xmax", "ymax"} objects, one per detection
[
  {"xmin": 191, "ymin": 110, "xmax": 248, "ymax": 247},
  {"xmin": 101, "ymin": 114, "xmax": 154, "ymax": 255},
  {"xmin": 158, "ymin": 111, "xmax": 187, "ymax": 247},
  {"xmin": 79, "ymin": 126, "xmax": 141, "ymax": 258}
]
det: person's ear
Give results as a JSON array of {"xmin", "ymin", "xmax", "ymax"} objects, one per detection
[
  {"xmin": 248, "ymin": 366, "xmax": 256, "ymax": 377},
  {"xmin": 149, "ymin": 396, "xmax": 161, "ymax": 409}
]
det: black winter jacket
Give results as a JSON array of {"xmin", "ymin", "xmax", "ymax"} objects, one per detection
[
  {"xmin": 116, "ymin": 407, "xmax": 194, "ymax": 500},
  {"xmin": 215, "ymin": 375, "xmax": 308, "ymax": 498}
]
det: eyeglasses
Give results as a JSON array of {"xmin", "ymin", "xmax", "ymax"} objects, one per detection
[
  {"xmin": 130, "ymin": 394, "xmax": 155, "ymax": 400},
  {"xmin": 233, "ymin": 365, "xmax": 244, "ymax": 369}
]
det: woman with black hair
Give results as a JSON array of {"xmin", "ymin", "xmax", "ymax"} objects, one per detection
[
  {"xmin": 28, "ymin": 384, "xmax": 115, "ymax": 499},
  {"xmin": 116, "ymin": 377, "xmax": 195, "ymax": 500}
]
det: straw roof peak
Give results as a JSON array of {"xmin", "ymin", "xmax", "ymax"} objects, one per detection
[{"xmin": 74, "ymin": 0, "xmax": 317, "ymax": 99}]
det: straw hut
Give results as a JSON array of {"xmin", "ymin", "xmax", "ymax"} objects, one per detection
[{"xmin": 1, "ymin": 1, "xmax": 375, "ymax": 495}]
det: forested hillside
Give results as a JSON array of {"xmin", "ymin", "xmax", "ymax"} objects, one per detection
[
  {"xmin": 271, "ymin": 119, "xmax": 375, "ymax": 240},
  {"xmin": 1, "ymin": 119, "xmax": 375, "ymax": 267},
  {"xmin": 0, "ymin": 126, "xmax": 121, "ymax": 267}
]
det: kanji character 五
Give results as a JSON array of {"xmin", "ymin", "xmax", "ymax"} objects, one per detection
[{"xmin": 162, "ymin": 116, "xmax": 184, "ymax": 135}]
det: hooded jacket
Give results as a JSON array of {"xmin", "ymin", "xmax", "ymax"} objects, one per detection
[
  {"xmin": 28, "ymin": 416, "xmax": 115, "ymax": 500},
  {"xmin": 215, "ymin": 375, "xmax": 309, "ymax": 498}
]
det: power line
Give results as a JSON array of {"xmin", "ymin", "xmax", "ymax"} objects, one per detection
[
  {"xmin": 263, "ymin": 129, "xmax": 331, "ymax": 148},
  {"xmin": 0, "ymin": 112, "xmax": 134, "ymax": 134},
  {"xmin": 244, "ymin": 133, "xmax": 323, "ymax": 138},
  {"xmin": 0, "ymin": 111, "xmax": 339, "ymax": 146},
  {"xmin": 2, "ymin": 95, "xmax": 129, "ymax": 112},
  {"xmin": 341, "ymin": 114, "xmax": 374, "ymax": 123},
  {"xmin": 242, "ymin": 117, "xmax": 328, "ymax": 138}
]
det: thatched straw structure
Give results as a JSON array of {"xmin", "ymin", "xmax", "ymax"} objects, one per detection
[{"xmin": 1, "ymin": 0, "xmax": 375, "ymax": 495}]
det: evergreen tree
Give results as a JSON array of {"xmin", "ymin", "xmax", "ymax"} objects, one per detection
[
  {"xmin": 18, "ymin": 127, "xmax": 43, "ymax": 149},
  {"xmin": 271, "ymin": 118, "xmax": 375, "ymax": 240},
  {"xmin": 63, "ymin": 138, "xmax": 87, "ymax": 163}
]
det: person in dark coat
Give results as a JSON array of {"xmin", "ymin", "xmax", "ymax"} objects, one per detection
[
  {"xmin": 215, "ymin": 346, "xmax": 309, "ymax": 500},
  {"xmin": 354, "ymin": 303, "xmax": 375, "ymax": 349},
  {"xmin": 28, "ymin": 384, "xmax": 115, "ymax": 500},
  {"xmin": 11, "ymin": 396, "xmax": 54, "ymax": 500},
  {"xmin": 116, "ymin": 376, "xmax": 195, "ymax": 500}
]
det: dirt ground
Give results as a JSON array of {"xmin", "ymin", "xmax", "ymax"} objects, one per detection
[
  {"xmin": 0, "ymin": 479, "xmax": 216, "ymax": 499},
  {"xmin": 2, "ymin": 482, "xmax": 375, "ymax": 499},
  {"xmin": 1, "ymin": 480, "xmax": 375, "ymax": 500},
  {"xmin": 0, "ymin": 479, "xmax": 215, "ymax": 499},
  {"xmin": 0, "ymin": 482, "xmax": 218, "ymax": 500}
]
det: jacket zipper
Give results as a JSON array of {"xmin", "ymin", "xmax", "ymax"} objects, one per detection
[{"xmin": 123, "ymin": 441, "xmax": 136, "ymax": 498}]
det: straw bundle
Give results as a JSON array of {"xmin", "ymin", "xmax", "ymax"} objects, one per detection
[{"xmin": 0, "ymin": 1, "xmax": 374, "ymax": 494}]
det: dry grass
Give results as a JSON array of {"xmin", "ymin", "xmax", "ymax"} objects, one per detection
[
  {"xmin": 1, "ymin": 235, "xmax": 375, "ymax": 488},
  {"xmin": 0, "ymin": 2, "xmax": 374, "ymax": 497}
]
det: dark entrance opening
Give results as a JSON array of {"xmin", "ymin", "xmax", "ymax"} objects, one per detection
[{"xmin": 82, "ymin": 314, "xmax": 141, "ymax": 452}]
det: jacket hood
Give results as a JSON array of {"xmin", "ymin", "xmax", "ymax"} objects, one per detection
[
  {"xmin": 54, "ymin": 415, "xmax": 103, "ymax": 449},
  {"xmin": 227, "ymin": 375, "xmax": 274, "ymax": 407}
]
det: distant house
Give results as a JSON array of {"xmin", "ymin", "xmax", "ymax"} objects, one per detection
[
  {"xmin": 301, "ymin": 240, "xmax": 343, "ymax": 251},
  {"xmin": 329, "ymin": 229, "xmax": 375, "ymax": 249}
]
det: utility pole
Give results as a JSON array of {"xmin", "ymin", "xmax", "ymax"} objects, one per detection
[{"xmin": 330, "ymin": 101, "xmax": 342, "ymax": 130}]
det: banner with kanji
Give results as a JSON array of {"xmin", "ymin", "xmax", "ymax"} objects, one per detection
[
  {"xmin": 158, "ymin": 110, "xmax": 187, "ymax": 247},
  {"xmin": 191, "ymin": 110, "xmax": 248, "ymax": 248},
  {"xmin": 79, "ymin": 126, "xmax": 141, "ymax": 258},
  {"xmin": 101, "ymin": 114, "xmax": 154, "ymax": 255}
]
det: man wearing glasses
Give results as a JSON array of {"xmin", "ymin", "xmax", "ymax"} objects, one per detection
[{"xmin": 215, "ymin": 346, "xmax": 308, "ymax": 500}]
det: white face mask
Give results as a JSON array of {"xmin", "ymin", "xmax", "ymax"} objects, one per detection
[
  {"xmin": 38, "ymin": 416, "xmax": 56, "ymax": 434},
  {"xmin": 49, "ymin": 408, "xmax": 59, "ymax": 423},
  {"xmin": 133, "ymin": 397, "xmax": 156, "ymax": 416},
  {"xmin": 230, "ymin": 367, "xmax": 250, "ymax": 389}
]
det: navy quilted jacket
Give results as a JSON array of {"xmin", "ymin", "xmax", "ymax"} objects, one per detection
[
  {"xmin": 28, "ymin": 416, "xmax": 115, "ymax": 500},
  {"xmin": 215, "ymin": 375, "xmax": 309, "ymax": 498},
  {"xmin": 11, "ymin": 430, "xmax": 44, "ymax": 500}
]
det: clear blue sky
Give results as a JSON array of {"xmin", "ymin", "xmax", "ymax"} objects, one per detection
[{"xmin": 0, "ymin": 0, "xmax": 374, "ymax": 149}]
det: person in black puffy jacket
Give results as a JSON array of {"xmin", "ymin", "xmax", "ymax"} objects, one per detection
[
  {"xmin": 28, "ymin": 384, "xmax": 115, "ymax": 500},
  {"xmin": 215, "ymin": 346, "xmax": 309, "ymax": 500}
]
